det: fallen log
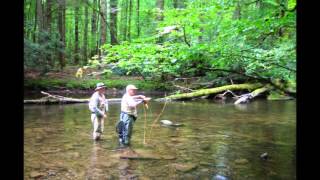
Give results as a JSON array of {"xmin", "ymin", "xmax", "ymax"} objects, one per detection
[
  {"xmin": 234, "ymin": 86, "xmax": 270, "ymax": 104},
  {"xmin": 156, "ymin": 83, "xmax": 263, "ymax": 101},
  {"xmin": 172, "ymin": 85, "xmax": 194, "ymax": 92},
  {"xmin": 214, "ymin": 90, "xmax": 241, "ymax": 100},
  {"xmin": 24, "ymin": 91, "xmax": 121, "ymax": 104}
]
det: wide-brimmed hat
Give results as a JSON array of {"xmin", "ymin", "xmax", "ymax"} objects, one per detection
[
  {"xmin": 95, "ymin": 82, "xmax": 106, "ymax": 91},
  {"xmin": 126, "ymin": 84, "xmax": 138, "ymax": 92}
]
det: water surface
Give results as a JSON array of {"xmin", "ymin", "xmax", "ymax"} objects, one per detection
[{"xmin": 24, "ymin": 99, "xmax": 296, "ymax": 179}]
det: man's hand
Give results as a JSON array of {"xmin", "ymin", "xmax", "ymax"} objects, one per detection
[{"xmin": 143, "ymin": 97, "xmax": 151, "ymax": 104}]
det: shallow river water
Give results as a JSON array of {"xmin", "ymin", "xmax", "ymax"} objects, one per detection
[{"xmin": 24, "ymin": 99, "xmax": 296, "ymax": 179}]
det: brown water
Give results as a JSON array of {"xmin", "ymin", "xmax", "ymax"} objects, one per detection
[{"xmin": 24, "ymin": 99, "xmax": 296, "ymax": 179}]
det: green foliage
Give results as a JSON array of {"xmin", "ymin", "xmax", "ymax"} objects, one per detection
[
  {"xmin": 93, "ymin": 0, "xmax": 295, "ymax": 85},
  {"xmin": 25, "ymin": 0, "xmax": 296, "ymax": 88},
  {"xmin": 24, "ymin": 32, "xmax": 64, "ymax": 72},
  {"xmin": 24, "ymin": 77, "xmax": 170, "ymax": 91},
  {"xmin": 100, "ymin": 41, "xmax": 215, "ymax": 80}
]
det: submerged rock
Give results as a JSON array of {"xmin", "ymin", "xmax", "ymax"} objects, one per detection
[
  {"xmin": 139, "ymin": 176, "xmax": 152, "ymax": 180},
  {"xmin": 47, "ymin": 170, "xmax": 56, "ymax": 176},
  {"xmin": 29, "ymin": 163, "xmax": 41, "ymax": 169},
  {"xmin": 199, "ymin": 161, "xmax": 211, "ymax": 166},
  {"xmin": 161, "ymin": 155, "xmax": 176, "ymax": 160},
  {"xmin": 234, "ymin": 158, "xmax": 249, "ymax": 164},
  {"xmin": 200, "ymin": 144, "xmax": 211, "ymax": 151},
  {"xmin": 160, "ymin": 120, "xmax": 173, "ymax": 125},
  {"xmin": 129, "ymin": 149, "xmax": 162, "ymax": 160},
  {"xmin": 30, "ymin": 171, "xmax": 46, "ymax": 178},
  {"xmin": 212, "ymin": 174, "xmax": 229, "ymax": 180},
  {"xmin": 172, "ymin": 163, "xmax": 198, "ymax": 172},
  {"xmin": 118, "ymin": 163, "xmax": 129, "ymax": 170},
  {"xmin": 99, "ymin": 161, "xmax": 115, "ymax": 168},
  {"xmin": 67, "ymin": 152, "xmax": 80, "ymax": 158},
  {"xmin": 200, "ymin": 168, "xmax": 210, "ymax": 173},
  {"xmin": 260, "ymin": 152, "xmax": 269, "ymax": 160},
  {"xmin": 268, "ymin": 170, "xmax": 277, "ymax": 176},
  {"xmin": 41, "ymin": 148, "xmax": 61, "ymax": 154},
  {"xmin": 160, "ymin": 120, "xmax": 184, "ymax": 127}
]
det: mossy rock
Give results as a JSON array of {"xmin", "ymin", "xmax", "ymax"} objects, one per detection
[{"xmin": 267, "ymin": 91, "xmax": 293, "ymax": 100}]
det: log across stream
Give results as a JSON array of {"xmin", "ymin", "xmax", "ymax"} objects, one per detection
[
  {"xmin": 24, "ymin": 91, "xmax": 121, "ymax": 104},
  {"xmin": 24, "ymin": 83, "xmax": 294, "ymax": 105}
]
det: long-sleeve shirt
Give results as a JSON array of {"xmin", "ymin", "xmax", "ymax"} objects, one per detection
[
  {"xmin": 121, "ymin": 93, "xmax": 144, "ymax": 117},
  {"xmin": 89, "ymin": 91, "xmax": 108, "ymax": 116}
]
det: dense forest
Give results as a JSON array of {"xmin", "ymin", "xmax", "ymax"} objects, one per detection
[{"xmin": 24, "ymin": 0, "xmax": 296, "ymax": 97}]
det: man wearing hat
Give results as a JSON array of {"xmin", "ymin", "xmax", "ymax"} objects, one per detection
[
  {"xmin": 89, "ymin": 82, "xmax": 108, "ymax": 140},
  {"xmin": 116, "ymin": 84, "xmax": 150, "ymax": 146}
]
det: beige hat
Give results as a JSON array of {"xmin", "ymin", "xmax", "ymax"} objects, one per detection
[
  {"xmin": 95, "ymin": 82, "xmax": 106, "ymax": 91},
  {"xmin": 126, "ymin": 84, "xmax": 138, "ymax": 92}
]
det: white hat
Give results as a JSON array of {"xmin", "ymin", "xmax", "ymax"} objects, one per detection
[
  {"xmin": 126, "ymin": 84, "xmax": 138, "ymax": 92},
  {"xmin": 95, "ymin": 82, "xmax": 106, "ymax": 91}
]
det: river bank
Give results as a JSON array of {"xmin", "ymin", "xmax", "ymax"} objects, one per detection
[{"xmin": 24, "ymin": 67, "xmax": 172, "ymax": 98}]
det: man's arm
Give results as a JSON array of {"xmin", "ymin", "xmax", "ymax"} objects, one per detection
[
  {"xmin": 131, "ymin": 95, "xmax": 144, "ymax": 99},
  {"xmin": 127, "ymin": 96, "xmax": 144, "ymax": 107}
]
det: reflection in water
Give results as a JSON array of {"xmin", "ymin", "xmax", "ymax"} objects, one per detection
[
  {"xmin": 24, "ymin": 100, "xmax": 296, "ymax": 179},
  {"xmin": 234, "ymin": 104, "xmax": 248, "ymax": 111},
  {"xmin": 86, "ymin": 141, "xmax": 101, "ymax": 179}
]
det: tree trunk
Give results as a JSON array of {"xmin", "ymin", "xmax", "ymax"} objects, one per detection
[
  {"xmin": 233, "ymin": 0, "xmax": 241, "ymax": 19},
  {"xmin": 25, "ymin": 0, "xmax": 33, "ymax": 39},
  {"xmin": 278, "ymin": 0, "xmax": 287, "ymax": 36},
  {"xmin": 173, "ymin": 0, "xmax": 178, "ymax": 8},
  {"xmin": 157, "ymin": 83, "xmax": 263, "ymax": 101},
  {"xmin": 121, "ymin": 0, "xmax": 128, "ymax": 41},
  {"xmin": 182, "ymin": 26, "xmax": 191, "ymax": 47},
  {"xmin": 156, "ymin": 0, "xmax": 164, "ymax": 43},
  {"xmin": 46, "ymin": 0, "xmax": 53, "ymax": 68},
  {"xmin": 110, "ymin": 0, "xmax": 119, "ymax": 45},
  {"xmin": 136, "ymin": 0, "xmax": 140, "ymax": 37},
  {"xmin": 33, "ymin": 0, "xmax": 37, "ymax": 42},
  {"xmin": 91, "ymin": 0, "xmax": 97, "ymax": 57},
  {"xmin": 74, "ymin": 6, "xmax": 80, "ymax": 64},
  {"xmin": 128, "ymin": 0, "xmax": 133, "ymax": 41},
  {"xmin": 256, "ymin": 0, "xmax": 262, "ymax": 9},
  {"xmin": 100, "ymin": 0, "xmax": 107, "ymax": 45},
  {"xmin": 58, "ymin": 0, "xmax": 66, "ymax": 70},
  {"xmin": 36, "ymin": 0, "xmax": 43, "ymax": 42},
  {"xmin": 96, "ymin": 0, "xmax": 102, "ymax": 58},
  {"xmin": 46, "ymin": 0, "xmax": 52, "ymax": 33},
  {"xmin": 83, "ymin": 1, "xmax": 89, "ymax": 64},
  {"xmin": 42, "ymin": 1, "xmax": 46, "ymax": 32},
  {"xmin": 156, "ymin": 0, "xmax": 164, "ymax": 21},
  {"xmin": 179, "ymin": 0, "xmax": 186, "ymax": 8},
  {"xmin": 24, "ymin": 0, "xmax": 26, "ymax": 37},
  {"xmin": 198, "ymin": 12, "xmax": 204, "ymax": 43}
]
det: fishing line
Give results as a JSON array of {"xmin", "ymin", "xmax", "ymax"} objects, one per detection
[{"xmin": 147, "ymin": 99, "xmax": 168, "ymax": 141}]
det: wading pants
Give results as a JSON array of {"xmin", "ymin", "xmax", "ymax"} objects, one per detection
[
  {"xmin": 91, "ymin": 114, "xmax": 104, "ymax": 140},
  {"xmin": 116, "ymin": 112, "xmax": 136, "ymax": 145}
]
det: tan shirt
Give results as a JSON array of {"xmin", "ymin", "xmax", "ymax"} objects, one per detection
[
  {"xmin": 121, "ymin": 93, "xmax": 143, "ymax": 117},
  {"xmin": 89, "ymin": 91, "xmax": 108, "ymax": 115}
]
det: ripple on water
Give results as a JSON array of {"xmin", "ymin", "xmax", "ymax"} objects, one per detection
[{"xmin": 24, "ymin": 100, "xmax": 296, "ymax": 179}]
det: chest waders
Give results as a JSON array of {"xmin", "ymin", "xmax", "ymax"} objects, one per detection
[{"xmin": 116, "ymin": 112, "xmax": 137, "ymax": 146}]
